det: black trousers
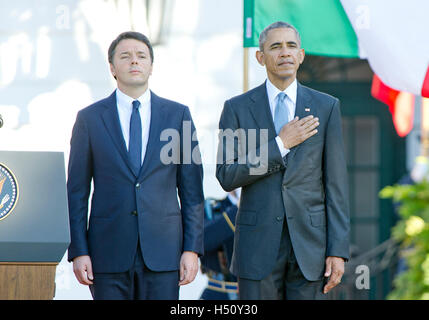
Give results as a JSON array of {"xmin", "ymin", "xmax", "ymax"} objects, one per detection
[
  {"xmin": 89, "ymin": 244, "xmax": 179, "ymax": 300},
  {"xmin": 238, "ymin": 221, "xmax": 327, "ymax": 300}
]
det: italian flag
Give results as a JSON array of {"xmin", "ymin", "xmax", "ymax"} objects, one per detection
[
  {"xmin": 340, "ymin": 0, "xmax": 429, "ymax": 98},
  {"xmin": 244, "ymin": 0, "xmax": 429, "ymax": 136}
]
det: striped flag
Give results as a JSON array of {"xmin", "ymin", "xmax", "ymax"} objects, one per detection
[
  {"xmin": 243, "ymin": 0, "xmax": 428, "ymax": 136},
  {"xmin": 244, "ymin": 0, "xmax": 429, "ymax": 97},
  {"xmin": 340, "ymin": 0, "xmax": 429, "ymax": 98}
]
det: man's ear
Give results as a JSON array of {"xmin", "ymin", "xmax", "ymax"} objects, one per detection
[
  {"xmin": 109, "ymin": 63, "xmax": 117, "ymax": 80},
  {"xmin": 256, "ymin": 50, "xmax": 265, "ymax": 66},
  {"xmin": 299, "ymin": 48, "xmax": 305, "ymax": 65}
]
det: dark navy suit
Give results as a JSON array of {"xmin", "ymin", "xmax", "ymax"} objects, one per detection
[{"xmin": 67, "ymin": 90, "xmax": 204, "ymax": 298}]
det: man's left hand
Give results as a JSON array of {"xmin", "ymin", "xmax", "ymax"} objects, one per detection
[
  {"xmin": 323, "ymin": 256, "xmax": 345, "ymax": 294},
  {"xmin": 179, "ymin": 251, "xmax": 199, "ymax": 286}
]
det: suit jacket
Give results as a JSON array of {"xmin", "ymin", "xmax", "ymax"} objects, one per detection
[
  {"xmin": 216, "ymin": 81, "xmax": 350, "ymax": 281},
  {"xmin": 67, "ymin": 90, "xmax": 204, "ymax": 273}
]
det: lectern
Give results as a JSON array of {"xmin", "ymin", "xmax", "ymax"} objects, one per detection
[{"xmin": 0, "ymin": 151, "xmax": 70, "ymax": 299}]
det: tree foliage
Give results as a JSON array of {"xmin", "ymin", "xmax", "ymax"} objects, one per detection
[{"xmin": 380, "ymin": 180, "xmax": 429, "ymax": 299}]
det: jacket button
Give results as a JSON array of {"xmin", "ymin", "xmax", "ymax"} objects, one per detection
[
  {"xmin": 276, "ymin": 216, "xmax": 283, "ymax": 222},
  {"xmin": 136, "ymin": 183, "xmax": 140, "ymax": 188},
  {"xmin": 131, "ymin": 210, "xmax": 138, "ymax": 216}
]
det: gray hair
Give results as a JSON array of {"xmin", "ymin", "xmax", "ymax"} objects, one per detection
[{"xmin": 258, "ymin": 21, "xmax": 301, "ymax": 51}]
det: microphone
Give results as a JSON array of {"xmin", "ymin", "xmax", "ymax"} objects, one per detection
[{"xmin": 0, "ymin": 114, "xmax": 3, "ymax": 128}]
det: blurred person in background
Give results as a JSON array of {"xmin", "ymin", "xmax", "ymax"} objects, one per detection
[{"xmin": 199, "ymin": 189, "xmax": 240, "ymax": 300}]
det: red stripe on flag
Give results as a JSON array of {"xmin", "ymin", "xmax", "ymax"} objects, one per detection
[
  {"xmin": 371, "ymin": 74, "xmax": 399, "ymax": 113},
  {"xmin": 371, "ymin": 74, "xmax": 414, "ymax": 137},
  {"xmin": 422, "ymin": 65, "xmax": 429, "ymax": 98}
]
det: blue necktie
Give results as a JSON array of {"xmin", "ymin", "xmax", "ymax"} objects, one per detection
[
  {"xmin": 129, "ymin": 100, "xmax": 142, "ymax": 173},
  {"xmin": 274, "ymin": 92, "xmax": 289, "ymax": 134}
]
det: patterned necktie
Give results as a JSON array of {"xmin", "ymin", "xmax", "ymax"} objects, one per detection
[
  {"xmin": 274, "ymin": 92, "xmax": 289, "ymax": 134},
  {"xmin": 128, "ymin": 100, "xmax": 142, "ymax": 173}
]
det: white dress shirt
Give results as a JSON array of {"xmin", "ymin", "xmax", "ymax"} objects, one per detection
[
  {"xmin": 227, "ymin": 188, "xmax": 241, "ymax": 206},
  {"xmin": 116, "ymin": 87, "xmax": 151, "ymax": 165},
  {"xmin": 265, "ymin": 78, "xmax": 298, "ymax": 157}
]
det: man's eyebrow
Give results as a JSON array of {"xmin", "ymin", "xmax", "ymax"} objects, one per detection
[
  {"xmin": 269, "ymin": 42, "xmax": 282, "ymax": 48},
  {"xmin": 120, "ymin": 50, "xmax": 147, "ymax": 55},
  {"xmin": 269, "ymin": 40, "xmax": 298, "ymax": 48}
]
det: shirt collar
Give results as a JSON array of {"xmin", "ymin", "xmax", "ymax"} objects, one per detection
[
  {"xmin": 266, "ymin": 78, "xmax": 297, "ymax": 105},
  {"xmin": 227, "ymin": 188, "xmax": 241, "ymax": 206},
  {"xmin": 116, "ymin": 87, "xmax": 151, "ymax": 109}
]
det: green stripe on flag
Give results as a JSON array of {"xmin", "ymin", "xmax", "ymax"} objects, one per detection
[{"xmin": 244, "ymin": 0, "xmax": 359, "ymax": 58}]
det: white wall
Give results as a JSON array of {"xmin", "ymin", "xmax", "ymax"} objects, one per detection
[{"xmin": 0, "ymin": 0, "xmax": 268, "ymax": 300}]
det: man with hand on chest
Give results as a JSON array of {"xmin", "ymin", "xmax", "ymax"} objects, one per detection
[{"xmin": 216, "ymin": 21, "xmax": 350, "ymax": 300}]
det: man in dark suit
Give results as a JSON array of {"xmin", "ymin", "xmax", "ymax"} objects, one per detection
[
  {"xmin": 67, "ymin": 31, "xmax": 204, "ymax": 300},
  {"xmin": 216, "ymin": 21, "xmax": 350, "ymax": 299}
]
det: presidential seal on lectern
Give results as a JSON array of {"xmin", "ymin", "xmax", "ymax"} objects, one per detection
[{"xmin": 0, "ymin": 163, "xmax": 19, "ymax": 221}]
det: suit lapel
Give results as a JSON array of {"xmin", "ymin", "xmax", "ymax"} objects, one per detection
[
  {"xmin": 248, "ymin": 81, "xmax": 277, "ymax": 141},
  {"xmin": 101, "ymin": 91, "xmax": 138, "ymax": 176},
  {"xmin": 248, "ymin": 81, "xmax": 316, "ymax": 163},
  {"xmin": 138, "ymin": 91, "xmax": 166, "ymax": 181},
  {"xmin": 286, "ymin": 82, "xmax": 314, "ymax": 163}
]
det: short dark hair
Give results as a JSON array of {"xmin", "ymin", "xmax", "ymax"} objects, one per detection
[
  {"xmin": 259, "ymin": 21, "xmax": 301, "ymax": 51},
  {"xmin": 108, "ymin": 31, "xmax": 154, "ymax": 64}
]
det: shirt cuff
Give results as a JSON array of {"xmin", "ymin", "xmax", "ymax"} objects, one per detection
[{"xmin": 275, "ymin": 136, "xmax": 290, "ymax": 157}]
